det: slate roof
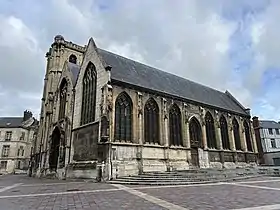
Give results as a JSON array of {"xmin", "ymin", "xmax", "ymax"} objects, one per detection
[
  {"xmin": 0, "ymin": 117, "xmax": 38, "ymax": 128},
  {"xmin": 67, "ymin": 62, "xmax": 80, "ymax": 86},
  {"xmin": 0, "ymin": 117, "xmax": 24, "ymax": 128},
  {"xmin": 97, "ymin": 48, "xmax": 249, "ymax": 116},
  {"xmin": 259, "ymin": 120, "xmax": 280, "ymax": 129}
]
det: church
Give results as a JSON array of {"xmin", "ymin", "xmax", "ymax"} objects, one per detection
[{"xmin": 31, "ymin": 35, "xmax": 258, "ymax": 180}]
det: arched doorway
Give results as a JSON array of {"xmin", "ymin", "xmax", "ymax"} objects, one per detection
[
  {"xmin": 49, "ymin": 127, "xmax": 61, "ymax": 171},
  {"xmin": 189, "ymin": 117, "xmax": 202, "ymax": 167}
]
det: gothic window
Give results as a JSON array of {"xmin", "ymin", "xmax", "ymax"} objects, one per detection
[
  {"xmin": 233, "ymin": 118, "xmax": 242, "ymax": 150},
  {"xmin": 189, "ymin": 117, "xmax": 202, "ymax": 148},
  {"xmin": 144, "ymin": 98, "xmax": 160, "ymax": 144},
  {"xmin": 69, "ymin": 54, "xmax": 77, "ymax": 64},
  {"xmin": 244, "ymin": 121, "xmax": 253, "ymax": 151},
  {"xmin": 114, "ymin": 92, "xmax": 132, "ymax": 142},
  {"xmin": 58, "ymin": 79, "xmax": 68, "ymax": 120},
  {"xmin": 80, "ymin": 62, "xmax": 97, "ymax": 125},
  {"xmin": 205, "ymin": 112, "xmax": 217, "ymax": 149},
  {"xmin": 169, "ymin": 104, "xmax": 183, "ymax": 146},
  {"xmin": 220, "ymin": 115, "xmax": 230, "ymax": 150}
]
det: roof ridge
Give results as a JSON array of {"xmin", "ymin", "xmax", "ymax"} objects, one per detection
[{"xmin": 98, "ymin": 48, "xmax": 227, "ymax": 96}]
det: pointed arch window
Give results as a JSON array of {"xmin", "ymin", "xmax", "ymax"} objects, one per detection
[
  {"xmin": 244, "ymin": 121, "xmax": 253, "ymax": 152},
  {"xmin": 233, "ymin": 118, "xmax": 242, "ymax": 150},
  {"xmin": 220, "ymin": 115, "xmax": 230, "ymax": 150},
  {"xmin": 114, "ymin": 92, "xmax": 132, "ymax": 142},
  {"xmin": 80, "ymin": 62, "xmax": 97, "ymax": 125},
  {"xmin": 144, "ymin": 98, "xmax": 159, "ymax": 144},
  {"xmin": 58, "ymin": 79, "xmax": 67, "ymax": 120},
  {"xmin": 169, "ymin": 104, "xmax": 182, "ymax": 146},
  {"xmin": 189, "ymin": 117, "xmax": 202, "ymax": 148},
  {"xmin": 205, "ymin": 112, "xmax": 217, "ymax": 149},
  {"xmin": 69, "ymin": 54, "xmax": 77, "ymax": 64}
]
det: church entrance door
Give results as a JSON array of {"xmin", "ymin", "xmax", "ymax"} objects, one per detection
[
  {"xmin": 190, "ymin": 147, "xmax": 199, "ymax": 167},
  {"xmin": 189, "ymin": 117, "xmax": 202, "ymax": 167},
  {"xmin": 49, "ymin": 127, "xmax": 60, "ymax": 171}
]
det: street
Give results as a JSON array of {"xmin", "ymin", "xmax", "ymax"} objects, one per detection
[{"xmin": 0, "ymin": 175, "xmax": 280, "ymax": 209}]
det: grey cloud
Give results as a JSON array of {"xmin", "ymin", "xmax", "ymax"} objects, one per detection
[{"xmin": 0, "ymin": 0, "xmax": 277, "ymax": 119}]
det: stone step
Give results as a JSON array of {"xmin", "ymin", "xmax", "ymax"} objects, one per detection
[
  {"xmin": 108, "ymin": 175, "xmax": 263, "ymax": 186},
  {"xmin": 114, "ymin": 178, "xmax": 221, "ymax": 183},
  {"xmin": 117, "ymin": 173, "xmax": 253, "ymax": 182},
  {"xmin": 134, "ymin": 172, "xmax": 256, "ymax": 179},
  {"xmin": 126, "ymin": 174, "xmax": 228, "ymax": 179}
]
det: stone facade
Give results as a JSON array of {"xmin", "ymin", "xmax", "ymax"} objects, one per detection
[
  {"xmin": 0, "ymin": 110, "xmax": 38, "ymax": 174},
  {"xmin": 32, "ymin": 35, "xmax": 259, "ymax": 180}
]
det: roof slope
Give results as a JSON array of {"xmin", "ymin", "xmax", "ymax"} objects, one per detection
[
  {"xmin": 0, "ymin": 117, "xmax": 38, "ymax": 128},
  {"xmin": 0, "ymin": 117, "xmax": 23, "ymax": 128},
  {"xmin": 260, "ymin": 120, "xmax": 280, "ymax": 129},
  {"xmin": 67, "ymin": 62, "xmax": 80, "ymax": 86},
  {"xmin": 97, "ymin": 48, "xmax": 248, "ymax": 116}
]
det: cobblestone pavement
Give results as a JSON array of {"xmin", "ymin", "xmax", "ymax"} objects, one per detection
[{"xmin": 0, "ymin": 175, "xmax": 280, "ymax": 210}]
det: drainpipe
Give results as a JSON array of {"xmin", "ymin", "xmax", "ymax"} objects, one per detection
[{"xmin": 68, "ymin": 89, "xmax": 76, "ymax": 165}]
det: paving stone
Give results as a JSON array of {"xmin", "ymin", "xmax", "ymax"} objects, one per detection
[{"xmin": 0, "ymin": 175, "xmax": 280, "ymax": 209}]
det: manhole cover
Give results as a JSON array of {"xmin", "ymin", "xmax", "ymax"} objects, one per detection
[
  {"xmin": 67, "ymin": 189, "xmax": 80, "ymax": 192},
  {"xmin": 11, "ymin": 190, "xmax": 19, "ymax": 193}
]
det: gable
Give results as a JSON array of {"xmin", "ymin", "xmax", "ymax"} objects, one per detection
[{"xmin": 97, "ymin": 48, "xmax": 249, "ymax": 116}]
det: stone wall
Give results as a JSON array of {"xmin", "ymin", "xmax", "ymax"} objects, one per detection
[{"xmin": 105, "ymin": 84, "xmax": 259, "ymax": 178}]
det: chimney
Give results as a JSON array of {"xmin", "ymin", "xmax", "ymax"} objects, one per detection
[
  {"xmin": 252, "ymin": 116, "xmax": 259, "ymax": 128},
  {"xmin": 23, "ymin": 110, "xmax": 33, "ymax": 121}
]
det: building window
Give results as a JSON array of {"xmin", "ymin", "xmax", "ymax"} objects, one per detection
[
  {"xmin": 0, "ymin": 161, "xmax": 7, "ymax": 169},
  {"xmin": 17, "ymin": 146, "xmax": 24, "ymax": 156},
  {"xmin": 220, "ymin": 115, "xmax": 230, "ymax": 150},
  {"xmin": 58, "ymin": 79, "xmax": 68, "ymax": 120},
  {"xmin": 2, "ymin": 145, "xmax": 10, "ymax": 157},
  {"xmin": 17, "ymin": 161, "xmax": 21, "ymax": 169},
  {"xmin": 189, "ymin": 117, "xmax": 202, "ymax": 148},
  {"xmin": 244, "ymin": 121, "xmax": 253, "ymax": 152},
  {"xmin": 144, "ymin": 98, "xmax": 160, "ymax": 144},
  {"xmin": 268, "ymin": 128, "xmax": 273, "ymax": 135},
  {"xmin": 20, "ymin": 132, "xmax": 25, "ymax": 141},
  {"xmin": 276, "ymin": 129, "xmax": 280, "ymax": 135},
  {"xmin": 169, "ymin": 104, "xmax": 183, "ymax": 146},
  {"xmin": 69, "ymin": 54, "xmax": 77, "ymax": 64},
  {"xmin": 114, "ymin": 92, "xmax": 132, "ymax": 142},
  {"xmin": 5, "ymin": 131, "xmax": 12, "ymax": 141},
  {"xmin": 271, "ymin": 138, "xmax": 277, "ymax": 148},
  {"xmin": 233, "ymin": 118, "xmax": 242, "ymax": 150},
  {"xmin": 205, "ymin": 112, "xmax": 217, "ymax": 149},
  {"xmin": 80, "ymin": 62, "xmax": 97, "ymax": 125}
]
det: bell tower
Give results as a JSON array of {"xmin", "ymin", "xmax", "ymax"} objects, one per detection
[{"xmin": 36, "ymin": 35, "xmax": 86, "ymax": 170}]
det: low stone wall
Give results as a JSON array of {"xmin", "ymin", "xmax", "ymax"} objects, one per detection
[{"xmin": 66, "ymin": 162, "xmax": 98, "ymax": 179}]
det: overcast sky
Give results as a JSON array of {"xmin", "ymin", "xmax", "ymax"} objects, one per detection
[{"xmin": 0, "ymin": 0, "xmax": 279, "ymax": 121}]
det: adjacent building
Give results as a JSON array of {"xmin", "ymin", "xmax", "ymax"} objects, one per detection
[
  {"xmin": 32, "ymin": 35, "xmax": 258, "ymax": 180},
  {"xmin": 0, "ymin": 111, "xmax": 38, "ymax": 174},
  {"xmin": 253, "ymin": 117, "xmax": 280, "ymax": 166}
]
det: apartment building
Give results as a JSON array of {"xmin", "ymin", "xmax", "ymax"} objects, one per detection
[
  {"xmin": 253, "ymin": 117, "xmax": 280, "ymax": 166},
  {"xmin": 0, "ymin": 110, "xmax": 38, "ymax": 174}
]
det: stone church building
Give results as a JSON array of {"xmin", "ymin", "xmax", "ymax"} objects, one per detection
[{"xmin": 31, "ymin": 35, "xmax": 258, "ymax": 180}]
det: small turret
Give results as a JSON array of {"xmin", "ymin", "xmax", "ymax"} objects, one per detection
[{"xmin": 23, "ymin": 110, "xmax": 33, "ymax": 122}]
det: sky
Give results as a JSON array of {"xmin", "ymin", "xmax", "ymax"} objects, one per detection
[{"xmin": 0, "ymin": 0, "xmax": 279, "ymax": 121}]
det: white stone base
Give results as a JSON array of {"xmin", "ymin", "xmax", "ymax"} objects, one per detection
[
  {"xmin": 169, "ymin": 160, "xmax": 189, "ymax": 171},
  {"xmin": 142, "ymin": 159, "xmax": 167, "ymax": 172}
]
